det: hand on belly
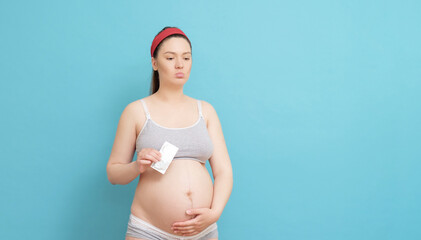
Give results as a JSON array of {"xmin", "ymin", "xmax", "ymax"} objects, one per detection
[
  {"xmin": 132, "ymin": 160, "xmax": 214, "ymax": 235},
  {"xmin": 171, "ymin": 207, "xmax": 218, "ymax": 236}
]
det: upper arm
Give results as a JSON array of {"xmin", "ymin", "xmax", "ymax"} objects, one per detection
[
  {"xmin": 107, "ymin": 102, "xmax": 138, "ymax": 167},
  {"xmin": 202, "ymin": 100, "xmax": 232, "ymax": 177}
]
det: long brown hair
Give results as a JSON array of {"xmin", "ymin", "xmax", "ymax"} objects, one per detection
[{"xmin": 149, "ymin": 26, "xmax": 192, "ymax": 95}]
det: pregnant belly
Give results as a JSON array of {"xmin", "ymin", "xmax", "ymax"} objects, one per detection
[{"xmin": 130, "ymin": 159, "xmax": 214, "ymax": 235}]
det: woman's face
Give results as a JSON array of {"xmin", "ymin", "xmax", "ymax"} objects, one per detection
[{"xmin": 152, "ymin": 37, "xmax": 192, "ymax": 87}]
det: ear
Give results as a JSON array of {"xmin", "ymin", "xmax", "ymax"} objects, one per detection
[{"xmin": 151, "ymin": 57, "xmax": 158, "ymax": 71}]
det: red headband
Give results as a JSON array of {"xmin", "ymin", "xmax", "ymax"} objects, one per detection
[{"xmin": 150, "ymin": 28, "xmax": 190, "ymax": 57}]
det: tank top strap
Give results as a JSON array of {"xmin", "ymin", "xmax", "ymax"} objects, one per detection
[
  {"xmin": 197, "ymin": 100, "xmax": 203, "ymax": 118},
  {"xmin": 140, "ymin": 99, "xmax": 151, "ymax": 119}
]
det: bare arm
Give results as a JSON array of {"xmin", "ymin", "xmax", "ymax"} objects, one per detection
[
  {"xmin": 204, "ymin": 101, "xmax": 234, "ymax": 220},
  {"xmin": 106, "ymin": 102, "xmax": 140, "ymax": 185}
]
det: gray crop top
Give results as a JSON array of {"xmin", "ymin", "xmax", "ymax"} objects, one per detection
[{"xmin": 136, "ymin": 98, "xmax": 214, "ymax": 163}]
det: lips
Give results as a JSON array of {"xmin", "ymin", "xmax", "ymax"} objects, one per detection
[{"xmin": 175, "ymin": 72, "xmax": 184, "ymax": 78}]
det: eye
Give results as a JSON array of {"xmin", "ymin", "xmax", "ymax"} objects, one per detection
[
  {"xmin": 184, "ymin": 58, "xmax": 190, "ymax": 60},
  {"xmin": 166, "ymin": 57, "xmax": 173, "ymax": 60}
]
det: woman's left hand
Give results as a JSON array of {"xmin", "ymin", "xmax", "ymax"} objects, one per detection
[{"xmin": 171, "ymin": 208, "xmax": 218, "ymax": 236}]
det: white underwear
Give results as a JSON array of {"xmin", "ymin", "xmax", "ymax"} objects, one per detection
[{"xmin": 126, "ymin": 213, "xmax": 218, "ymax": 240}]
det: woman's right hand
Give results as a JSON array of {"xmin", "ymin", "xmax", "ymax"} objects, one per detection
[{"xmin": 136, "ymin": 148, "xmax": 162, "ymax": 174}]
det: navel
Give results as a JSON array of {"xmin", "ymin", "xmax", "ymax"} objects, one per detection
[{"xmin": 185, "ymin": 190, "xmax": 193, "ymax": 201}]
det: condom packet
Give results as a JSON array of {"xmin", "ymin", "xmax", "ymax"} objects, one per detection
[{"xmin": 151, "ymin": 141, "xmax": 179, "ymax": 174}]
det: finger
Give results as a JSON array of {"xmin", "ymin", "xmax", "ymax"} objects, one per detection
[
  {"xmin": 172, "ymin": 225, "xmax": 195, "ymax": 231},
  {"xmin": 174, "ymin": 228, "xmax": 196, "ymax": 235},
  {"xmin": 147, "ymin": 148, "xmax": 160, "ymax": 157},
  {"xmin": 181, "ymin": 230, "xmax": 198, "ymax": 236},
  {"xmin": 139, "ymin": 160, "xmax": 152, "ymax": 165},
  {"xmin": 151, "ymin": 151, "xmax": 161, "ymax": 161},
  {"xmin": 154, "ymin": 150, "xmax": 162, "ymax": 158},
  {"xmin": 172, "ymin": 219, "xmax": 196, "ymax": 227},
  {"xmin": 186, "ymin": 208, "xmax": 207, "ymax": 215},
  {"xmin": 145, "ymin": 153, "xmax": 159, "ymax": 162},
  {"xmin": 174, "ymin": 229, "xmax": 197, "ymax": 235}
]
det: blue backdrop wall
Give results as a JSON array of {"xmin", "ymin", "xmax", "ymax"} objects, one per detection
[{"xmin": 1, "ymin": 1, "xmax": 420, "ymax": 239}]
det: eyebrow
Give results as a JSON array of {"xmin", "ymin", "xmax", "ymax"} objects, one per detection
[{"xmin": 163, "ymin": 51, "xmax": 191, "ymax": 55}]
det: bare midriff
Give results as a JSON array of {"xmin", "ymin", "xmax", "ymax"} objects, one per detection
[{"xmin": 130, "ymin": 159, "xmax": 214, "ymax": 235}]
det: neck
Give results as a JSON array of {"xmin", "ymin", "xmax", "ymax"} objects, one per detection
[{"xmin": 154, "ymin": 86, "xmax": 186, "ymax": 104}]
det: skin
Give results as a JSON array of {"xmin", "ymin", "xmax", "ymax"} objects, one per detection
[{"xmin": 107, "ymin": 37, "xmax": 233, "ymax": 240}]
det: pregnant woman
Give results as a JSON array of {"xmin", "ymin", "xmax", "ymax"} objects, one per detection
[{"xmin": 106, "ymin": 26, "xmax": 233, "ymax": 240}]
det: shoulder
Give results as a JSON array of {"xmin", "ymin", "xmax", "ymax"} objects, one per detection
[
  {"xmin": 199, "ymin": 99, "xmax": 216, "ymax": 113},
  {"xmin": 121, "ymin": 99, "xmax": 147, "ymax": 124},
  {"xmin": 198, "ymin": 99, "xmax": 219, "ymax": 124},
  {"xmin": 125, "ymin": 99, "xmax": 144, "ymax": 115},
  {"xmin": 185, "ymin": 96, "xmax": 215, "ymax": 114}
]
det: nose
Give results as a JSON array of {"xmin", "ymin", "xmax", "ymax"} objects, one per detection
[{"xmin": 175, "ymin": 57, "xmax": 183, "ymax": 69}]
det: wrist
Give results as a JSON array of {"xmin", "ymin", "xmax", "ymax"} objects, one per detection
[
  {"xmin": 132, "ymin": 161, "xmax": 141, "ymax": 175},
  {"xmin": 210, "ymin": 208, "xmax": 221, "ymax": 222}
]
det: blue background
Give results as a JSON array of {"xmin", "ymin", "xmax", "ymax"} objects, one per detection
[{"xmin": 1, "ymin": 1, "xmax": 420, "ymax": 239}]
